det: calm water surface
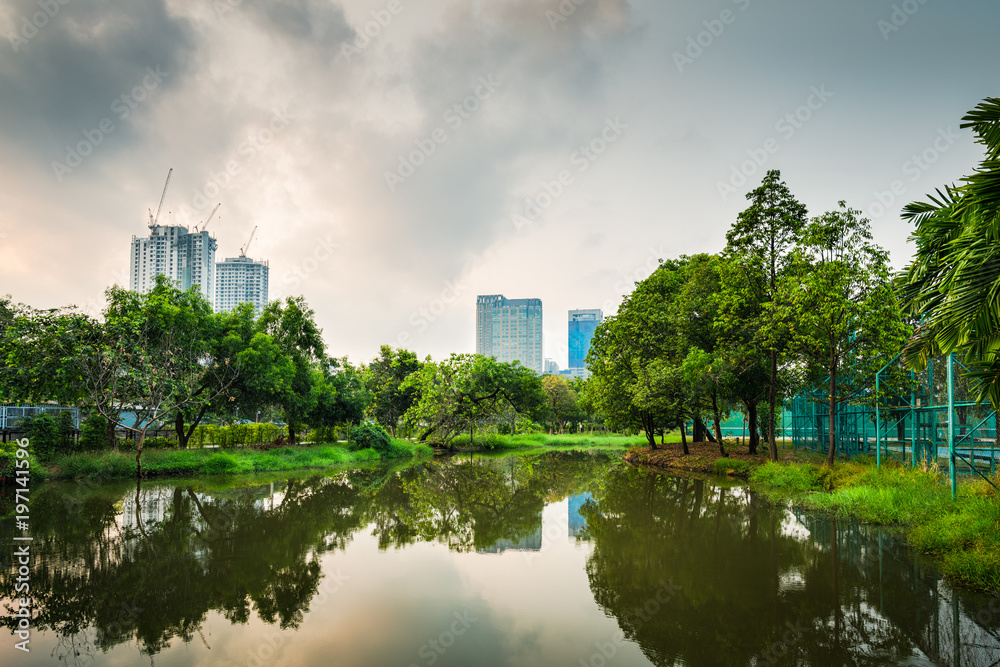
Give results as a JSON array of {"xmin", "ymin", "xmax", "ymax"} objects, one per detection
[{"xmin": 2, "ymin": 452, "xmax": 999, "ymax": 666}]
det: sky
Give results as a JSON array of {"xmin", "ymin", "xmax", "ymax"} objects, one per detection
[{"xmin": 0, "ymin": 0, "xmax": 997, "ymax": 368}]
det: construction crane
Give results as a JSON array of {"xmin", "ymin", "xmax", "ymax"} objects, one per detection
[
  {"xmin": 239, "ymin": 226, "xmax": 257, "ymax": 258},
  {"xmin": 147, "ymin": 168, "xmax": 173, "ymax": 229},
  {"xmin": 194, "ymin": 203, "xmax": 221, "ymax": 233}
]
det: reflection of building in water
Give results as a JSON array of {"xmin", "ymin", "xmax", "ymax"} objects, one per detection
[
  {"xmin": 568, "ymin": 493, "xmax": 592, "ymax": 537},
  {"xmin": 476, "ymin": 529, "xmax": 542, "ymax": 554}
]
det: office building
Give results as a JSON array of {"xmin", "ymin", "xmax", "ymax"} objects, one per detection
[
  {"xmin": 215, "ymin": 256, "xmax": 269, "ymax": 315},
  {"xmin": 130, "ymin": 225, "xmax": 216, "ymax": 301},
  {"xmin": 544, "ymin": 358, "xmax": 560, "ymax": 375},
  {"xmin": 568, "ymin": 309, "xmax": 603, "ymax": 372},
  {"xmin": 476, "ymin": 294, "xmax": 544, "ymax": 374}
]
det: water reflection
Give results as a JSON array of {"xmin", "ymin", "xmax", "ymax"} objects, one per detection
[{"xmin": 0, "ymin": 453, "xmax": 997, "ymax": 666}]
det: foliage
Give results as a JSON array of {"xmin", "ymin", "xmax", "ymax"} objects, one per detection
[
  {"xmin": 348, "ymin": 422, "xmax": 393, "ymax": 453},
  {"xmin": 781, "ymin": 202, "xmax": 909, "ymax": 464},
  {"xmin": 586, "ymin": 259, "xmax": 689, "ymax": 449},
  {"xmin": 710, "ymin": 457, "xmax": 750, "ymax": 476},
  {"xmin": 898, "ymin": 97, "xmax": 1000, "ymax": 406},
  {"xmin": 78, "ymin": 414, "xmax": 109, "ymax": 451},
  {"xmin": 364, "ymin": 345, "xmax": 422, "ymax": 435},
  {"xmin": 402, "ymin": 354, "xmax": 545, "ymax": 447},
  {"xmin": 540, "ymin": 375, "xmax": 582, "ymax": 433},
  {"xmin": 21, "ymin": 412, "xmax": 75, "ymax": 461},
  {"xmin": 722, "ymin": 169, "xmax": 808, "ymax": 460}
]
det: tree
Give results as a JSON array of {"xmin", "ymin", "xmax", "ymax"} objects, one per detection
[
  {"xmin": 257, "ymin": 297, "xmax": 326, "ymax": 443},
  {"xmin": 72, "ymin": 278, "xmax": 238, "ymax": 472},
  {"xmin": 898, "ymin": 97, "xmax": 1000, "ymax": 406},
  {"xmin": 782, "ymin": 203, "xmax": 908, "ymax": 465},
  {"xmin": 402, "ymin": 355, "xmax": 543, "ymax": 448},
  {"xmin": 308, "ymin": 357, "xmax": 371, "ymax": 437},
  {"xmin": 586, "ymin": 259, "xmax": 688, "ymax": 449},
  {"xmin": 364, "ymin": 345, "xmax": 421, "ymax": 435},
  {"xmin": 724, "ymin": 169, "xmax": 808, "ymax": 460},
  {"xmin": 541, "ymin": 375, "xmax": 580, "ymax": 434}
]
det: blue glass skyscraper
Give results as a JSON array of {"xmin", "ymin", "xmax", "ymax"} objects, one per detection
[{"xmin": 568, "ymin": 309, "xmax": 603, "ymax": 371}]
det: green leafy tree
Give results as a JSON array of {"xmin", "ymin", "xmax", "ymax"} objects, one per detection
[
  {"xmin": 402, "ymin": 355, "xmax": 543, "ymax": 447},
  {"xmin": 364, "ymin": 345, "xmax": 422, "ymax": 435},
  {"xmin": 309, "ymin": 357, "xmax": 371, "ymax": 438},
  {"xmin": 898, "ymin": 97, "xmax": 1000, "ymax": 405},
  {"xmin": 586, "ymin": 259, "xmax": 689, "ymax": 449},
  {"xmin": 724, "ymin": 169, "xmax": 807, "ymax": 460},
  {"xmin": 782, "ymin": 203, "xmax": 909, "ymax": 465},
  {"xmin": 541, "ymin": 374, "xmax": 582, "ymax": 434},
  {"xmin": 258, "ymin": 296, "xmax": 326, "ymax": 443}
]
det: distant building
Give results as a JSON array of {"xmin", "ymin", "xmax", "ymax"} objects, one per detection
[
  {"xmin": 130, "ymin": 225, "xmax": 216, "ymax": 301},
  {"xmin": 568, "ymin": 309, "xmax": 603, "ymax": 372},
  {"xmin": 544, "ymin": 358, "xmax": 560, "ymax": 375},
  {"xmin": 215, "ymin": 256, "xmax": 269, "ymax": 315},
  {"xmin": 476, "ymin": 295, "xmax": 544, "ymax": 374}
]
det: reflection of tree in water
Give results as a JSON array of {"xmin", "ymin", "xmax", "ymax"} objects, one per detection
[
  {"xmin": 386, "ymin": 451, "xmax": 609, "ymax": 552},
  {"xmin": 0, "ymin": 471, "xmax": 372, "ymax": 659},
  {"xmin": 0, "ymin": 452, "xmax": 613, "ymax": 662},
  {"xmin": 581, "ymin": 465, "xmax": 953, "ymax": 666}
]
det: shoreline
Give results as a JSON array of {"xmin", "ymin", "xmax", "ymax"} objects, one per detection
[{"xmin": 623, "ymin": 441, "xmax": 1000, "ymax": 597}]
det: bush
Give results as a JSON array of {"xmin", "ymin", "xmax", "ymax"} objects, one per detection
[
  {"xmin": 142, "ymin": 436, "xmax": 178, "ymax": 449},
  {"xmin": 21, "ymin": 412, "xmax": 74, "ymax": 461},
  {"xmin": 712, "ymin": 457, "xmax": 751, "ymax": 476},
  {"xmin": 348, "ymin": 423, "xmax": 392, "ymax": 453},
  {"xmin": 79, "ymin": 414, "xmax": 109, "ymax": 451}
]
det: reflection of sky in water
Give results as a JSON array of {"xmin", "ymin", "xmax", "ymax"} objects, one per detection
[{"xmin": 4, "ymin": 459, "xmax": 1000, "ymax": 667}]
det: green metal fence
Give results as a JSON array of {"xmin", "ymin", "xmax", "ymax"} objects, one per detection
[{"xmin": 790, "ymin": 353, "xmax": 999, "ymax": 498}]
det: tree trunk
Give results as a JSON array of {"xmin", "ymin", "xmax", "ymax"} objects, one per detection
[
  {"xmin": 769, "ymin": 349, "xmax": 778, "ymax": 461},
  {"xmin": 827, "ymin": 341, "xmax": 838, "ymax": 466},
  {"xmin": 747, "ymin": 401, "xmax": 759, "ymax": 455},
  {"xmin": 679, "ymin": 420, "xmax": 689, "ymax": 455},
  {"xmin": 107, "ymin": 419, "xmax": 117, "ymax": 450},
  {"xmin": 288, "ymin": 423, "xmax": 297, "ymax": 445},
  {"xmin": 643, "ymin": 413, "xmax": 656, "ymax": 449},
  {"xmin": 712, "ymin": 391, "xmax": 726, "ymax": 456}
]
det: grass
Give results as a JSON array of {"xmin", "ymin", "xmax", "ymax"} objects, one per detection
[
  {"xmin": 749, "ymin": 458, "xmax": 1000, "ymax": 594},
  {"xmin": 41, "ymin": 438, "xmax": 434, "ymax": 482},
  {"xmin": 441, "ymin": 431, "xmax": 677, "ymax": 451}
]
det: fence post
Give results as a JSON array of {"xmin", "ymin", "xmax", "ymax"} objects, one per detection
[
  {"xmin": 947, "ymin": 353, "xmax": 956, "ymax": 500},
  {"xmin": 876, "ymin": 371, "xmax": 881, "ymax": 468}
]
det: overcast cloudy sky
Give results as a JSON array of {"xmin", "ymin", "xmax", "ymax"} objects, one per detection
[{"xmin": 0, "ymin": 0, "xmax": 996, "ymax": 367}]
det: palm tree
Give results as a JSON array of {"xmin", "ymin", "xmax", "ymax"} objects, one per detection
[{"xmin": 898, "ymin": 97, "xmax": 1000, "ymax": 405}]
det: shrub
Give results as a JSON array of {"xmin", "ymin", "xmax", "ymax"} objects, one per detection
[
  {"xmin": 79, "ymin": 414, "xmax": 109, "ymax": 451},
  {"xmin": 142, "ymin": 436, "xmax": 178, "ymax": 449},
  {"xmin": 712, "ymin": 457, "xmax": 751, "ymax": 476},
  {"xmin": 348, "ymin": 423, "xmax": 392, "ymax": 453},
  {"xmin": 21, "ymin": 413, "xmax": 67, "ymax": 461}
]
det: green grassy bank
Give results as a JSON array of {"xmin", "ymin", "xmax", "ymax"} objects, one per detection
[
  {"xmin": 442, "ymin": 431, "xmax": 680, "ymax": 451},
  {"xmin": 30, "ymin": 439, "xmax": 434, "ymax": 482},
  {"xmin": 749, "ymin": 459, "xmax": 1000, "ymax": 595}
]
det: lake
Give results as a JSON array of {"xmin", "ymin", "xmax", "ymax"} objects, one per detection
[{"xmin": 2, "ymin": 451, "xmax": 999, "ymax": 666}]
